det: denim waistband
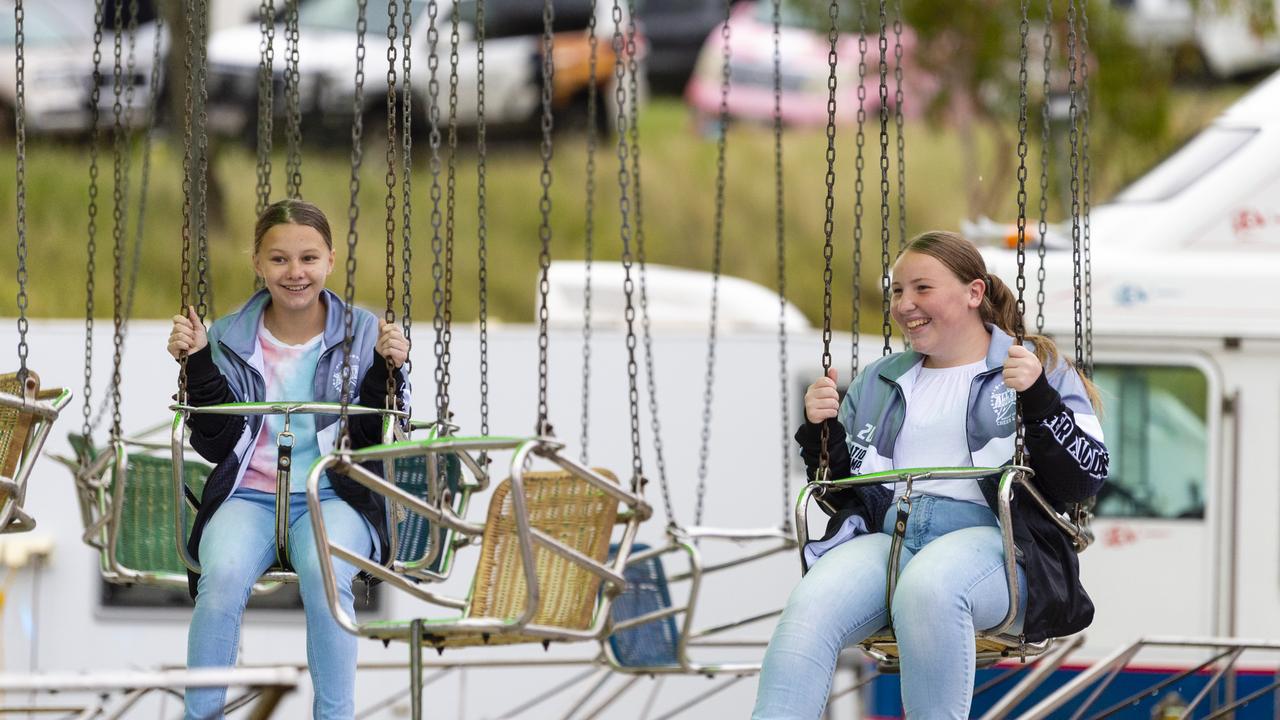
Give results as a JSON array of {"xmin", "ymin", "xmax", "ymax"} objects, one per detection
[{"xmin": 880, "ymin": 493, "xmax": 998, "ymax": 555}]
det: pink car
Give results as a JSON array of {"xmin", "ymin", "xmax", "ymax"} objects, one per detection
[{"xmin": 685, "ymin": 1, "xmax": 928, "ymax": 127}]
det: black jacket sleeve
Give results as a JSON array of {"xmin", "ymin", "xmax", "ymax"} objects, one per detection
[
  {"xmin": 794, "ymin": 418, "xmax": 852, "ymax": 482},
  {"xmin": 1019, "ymin": 371, "xmax": 1110, "ymax": 505},
  {"xmin": 184, "ymin": 346, "xmax": 246, "ymax": 464},
  {"xmin": 349, "ymin": 354, "xmax": 407, "ymax": 449}
]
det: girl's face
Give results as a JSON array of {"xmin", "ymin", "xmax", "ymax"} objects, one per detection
[
  {"xmin": 253, "ymin": 223, "xmax": 335, "ymax": 314},
  {"xmin": 890, "ymin": 251, "xmax": 985, "ymax": 357}
]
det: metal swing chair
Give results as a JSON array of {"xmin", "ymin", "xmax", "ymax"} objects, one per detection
[
  {"xmin": 302, "ymin": 2, "xmax": 651, "ymax": 685},
  {"xmin": 596, "ymin": 0, "xmax": 796, "ymax": 679},
  {"xmin": 791, "ymin": 0, "xmax": 1097, "ymax": 673}
]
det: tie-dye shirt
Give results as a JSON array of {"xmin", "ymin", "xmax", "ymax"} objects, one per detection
[{"xmin": 240, "ymin": 322, "xmax": 327, "ymax": 494}]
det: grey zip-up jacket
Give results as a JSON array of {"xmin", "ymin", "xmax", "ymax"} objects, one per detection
[
  {"xmin": 795, "ymin": 325, "xmax": 1109, "ymax": 642},
  {"xmin": 182, "ymin": 289, "xmax": 409, "ymax": 597}
]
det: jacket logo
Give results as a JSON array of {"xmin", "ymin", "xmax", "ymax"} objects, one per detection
[
  {"xmin": 331, "ymin": 368, "xmax": 359, "ymax": 397},
  {"xmin": 850, "ymin": 443, "xmax": 869, "ymax": 473},
  {"xmin": 856, "ymin": 423, "xmax": 876, "ymax": 442},
  {"xmin": 991, "ymin": 384, "xmax": 1017, "ymax": 426}
]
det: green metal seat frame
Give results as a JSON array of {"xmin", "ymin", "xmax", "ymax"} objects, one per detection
[
  {"xmin": 795, "ymin": 465, "xmax": 1093, "ymax": 670},
  {"xmin": 0, "ymin": 371, "xmax": 72, "ymax": 534}
]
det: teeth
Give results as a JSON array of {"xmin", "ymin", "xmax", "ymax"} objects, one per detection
[{"xmin": 907, "ymin": 319, "xmax": 929, "ymax": 329}]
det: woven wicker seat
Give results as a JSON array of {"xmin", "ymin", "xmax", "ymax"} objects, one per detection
[
  {"xmin": 392, "ymin": 452, "xmax": 465, "ymax": 575},
  {"xmin": 429, "ymin": 468, "xmax": 619, "ymax": 648},
  {"xmin": 0, "ymin": 371, "xmax": 70, "ymax": 533},
  {"xmin": 113, "ymin": 451, "xmax": 210, "ymax": 577},
  {"xmin": 860, "ymin": 633, "xmax": 1046, "ymax": 670}
]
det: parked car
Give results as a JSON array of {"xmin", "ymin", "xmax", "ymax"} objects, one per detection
[
  {"xmin": 684, "ymin": 0, "xmax": 924, "ymax": 127},
  {"xmin": 1113, "ymin": 0, "xmax": 1280, "ymax": 78},
  {"xmin": 206, "ymin": 0, "xmax": 642, "ymax": 141},
  {"xmin": 638, "ymin": 0, "xmax": 724, "ymax": 94}
]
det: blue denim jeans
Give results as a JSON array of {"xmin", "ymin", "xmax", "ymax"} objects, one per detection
[
  {"xmin": 186, "ymin": 488, "xmax": 372, "ymax": 720},
  {"xmin": 753, "ymin": 495, "xmax": 1027, "ymax": 720}
]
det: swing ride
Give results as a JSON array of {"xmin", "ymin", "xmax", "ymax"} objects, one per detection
[{"xmin": 10, "ymin": 0, "xmax": 1280, "ymax": 716}]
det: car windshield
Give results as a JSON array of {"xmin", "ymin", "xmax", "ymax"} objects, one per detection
[
  {"xmin": 1113, "ymin": 126, "xmax": 1256, "ymax": 203},
  {"xmin": 299, "ymin": 0, "xmax": 428, "ymax": 34},
  {"xmin": 753, "ymin": 0, "xmax": 858, "ymax": 32},
  {"xmin": 0, "ymin": 3, "xmax": 82, "ymax": 46}
]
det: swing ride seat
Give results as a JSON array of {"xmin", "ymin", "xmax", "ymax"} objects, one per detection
[
  {"xmin": 604, "ymin": 527, "xmax": 796, "ymax": 676},
  {"xmin": 0, "ymin": 371, "xmax": 73, "ymax": 534},
  {"xmin": 795, "ymin": 465, "xmax": 1088, "ymax": 671},
  {"xmin": 303, "ymin": 435, "xmax": 651, "ymax": 647}
]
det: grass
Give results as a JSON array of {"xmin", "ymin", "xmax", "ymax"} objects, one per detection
[{"xmin": 0, "ymin": 89, "xmax": 1245, "ymax": 334}]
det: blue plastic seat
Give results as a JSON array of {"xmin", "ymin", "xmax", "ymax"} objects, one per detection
[{"xmin": 607, "ymin": 543, "xmax": 681, "ymax": 668}]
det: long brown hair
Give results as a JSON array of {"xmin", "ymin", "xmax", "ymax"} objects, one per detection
[
  {"xmin": 902, "ymin": 230, "xmax": 1102, "ymax": 409},
  {"xmin": 253, "ymin": 199, "xmax": 333, "ymax": 254}
]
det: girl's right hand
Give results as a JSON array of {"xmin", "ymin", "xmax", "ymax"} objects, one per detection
[
  {"xmin": 168, "ymin": 306, "xmax": 208, "ymax": 360},
  {"xmin": 804, "ymin": 368, "xmax": 840, "ymax": 424}
]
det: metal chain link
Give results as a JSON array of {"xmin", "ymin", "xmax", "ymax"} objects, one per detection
[
  {"xmin": 693, "ymin": 0, "xmax": 733, "ymax": 529},
  {"xmin": 13, "ymin": 0, "xmax": 28, "ymax": 385},
  {"xmin": 852, "ymin": 0, "xmax": 868, "ymax": 380},
  {"xmin": 1066, "ymin": 0, "xmax": 1083, "ymax": 370},
  {"xmin": 109, "ymin": 0, "xmax": 128, "ymax": 440},
  {"xmin": 382, "ymin": 0, "xmax": 400, "ymax": 407},
  {"xmin": 580, "ymin": 0, "xmax": 600, "ymax": 464},
  {"xmin": 425, "ymin": 0, "xmax": 447, "ymax": 425},
  {"xmin": 285, "ymin": 0, "xmax": 302, "ymax": 198},
  {"xmin": 1036, "ymin": 0, "xmax": 1052, "ymax": 335},
  {"xmin": 401, "ymin": 0, "xmax": 414, "ymax": 367},
  {"xmin": 441, "ymin": 0, "xmax": 462, "ymax": 425},
  {"xmin": 892, "ymin": 0, "xmax": 906, "ymax": 252},
  {"xmin": 534, "ymin": 0, "xmax": 556, "ymax": 437},
  {"xmin": 194, "ymin": 0, "xmax": 211, "ymax": 321},
  {"xmin": 878, "ymin": 0, "xmax": 892, "ymax": 357},
  {"xmin": 1080, "ymin": 0, "xmax": 1093, "ymax": 378},
  {"xmin": 475, "ymin": 0, "xmax": 490, "ymax": 440},
  {"xmin": 1013, "ymin": 0, "xmax": 1031, "ymax": 466},
  {"xmin": 817, "ymin": 0, "xmax": 840, "ymax": 480},
  {"xmin": 84, "ymin": 0, "xmax": 106, "ymax": 430},
  {"xmin": 771, "ymin": 0, "xmax": 791, "ymax": 532},
  {"xmin": 612, "ymin": 0, "xmax": 647, "ymax": 500},
  {"xmin": 256, "ymin": 0, "xmax": 275, "ymax": 216},
  {"xmin": 338, "ymin": 0, "xmax": 368, "ymax": 450}
]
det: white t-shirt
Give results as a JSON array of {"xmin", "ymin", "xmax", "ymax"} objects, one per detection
[{"xmin": 890, "ymin": 358, "xmax": 989, "ymax": 506}]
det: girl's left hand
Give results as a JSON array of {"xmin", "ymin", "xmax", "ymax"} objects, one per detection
[
  {"xmin": 1003, "ymin": 345, "xmax": 1043, "ymax": 392},
  {"xmin": 377, "ymin": 320, "xmax": 409, "ymax": 369}
]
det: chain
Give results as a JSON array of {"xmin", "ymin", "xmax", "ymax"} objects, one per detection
[
  {"xmin": 612, "ymin": 0, "xmax": 646, "ymax": 500},
  {"xmin": 580, "ymin": 0, "xmax": 600, "ymax": 464},
  {"xmin": 339, "ymin": 0, "xmax": 368, "ymax": 450},
  {"xmin": 817, "ymin": 0, "xmax": 839, "ymax": 480},
  {"xmin": 84, "ymin": 0, "xmax": 105, "ymax": 430},
  {"xmin": 534, "ymin": 0, "xmax": 555, "ymax": 437},
  {"xmin": 1013, "ymin": 0, "xmax": 1031, "ymax": 466},
  {"xmin": 692, "ymin": 0, "xmax": 733, "ymax": 528},
  {"xmin": 194, "ymin": 0, "xmax": 210, "ymax": 321},
  {"xmin": 475, "ymin": 0, "xmax": 490, "ymax": 440},
  {"xmin": 852, "ymin": 0, "xmax": 868, "ymax": 379},
  {"xmin": 109, "ymin": 0, "xmax": 128, "ymax": 440},
  {"xmin": 425, "ymin": 0, "xmax": 446, "ymax": 424},
  {"xmin": 401, "ymin": 0, "xmax": 414, "ymax": 368},
  {"xmin": 13, "ymin": 0, "xmax": 28, "ymax": 385},
  {"xmin": 1066, "ymin": 0, "xmax": 1083, "ymax": 370},
  {"xmin": 256, "ymin": 0, "xmax": 275, "ymax": 216},
  {"xmin": 1036, "ymin": 0, "xmax": 1052, "ymax": 335},
  {"xmin": 892, "ymin": 0, "xmax": 906, "ymax": 252},
  {"xmin": 382, "ymin": 0, "xmax": 400, "ymax": 406},
  {"xmin": 441, "ymin": 0, "xmax": 461, "ymax": 423},
  {"xmin": 284, "ymin": 0, "xmax": 302, "ymax": 198},
  {"xmin": 771, "ymin": 0, "xmax": 791, "ymax": 531},
  {"xmin": 878, "ymin": 0, "xmax": 892, "ymax": 357},
  {"xmin": 1080, "ymin": 0, "xmax": 1093, "ymax": 378}
]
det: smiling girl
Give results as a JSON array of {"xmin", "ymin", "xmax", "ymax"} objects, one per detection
[
  {"xmin": 753, "ymin": 231, "xmax": 1109, "ymax": 719},
  {"xmin": 167, "ymin": 199, "xmax": 409, "ymax": 719}
]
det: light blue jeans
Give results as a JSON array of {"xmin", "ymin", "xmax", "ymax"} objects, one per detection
[
  {"xmin": 753, "ymin": 495, "xmax": 1027, "ymax": 720},
  {"xmin": 186, "ymin": 488, "xmax": 372, "ymax": 720}
]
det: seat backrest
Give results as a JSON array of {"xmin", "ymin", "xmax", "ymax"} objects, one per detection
[
  {"xmin": 466, "ymin": 469, "xmax": 619, "ymax": 632},
  {"xmin": 114, "ymin": 452, "xmax": 211, "ymax": 575},
  {"xmin": 607, "ymin": 542, "xmax": 682, "ymax": 667},
  {"xmin": 0, "ymin": 371, "xmax": 41, "ymax": 481},
  {"xmin": 393, "ymin": 451, "xmax": 465, "ymax": 573}
]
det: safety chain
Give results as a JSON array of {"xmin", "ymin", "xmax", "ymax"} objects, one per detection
[
  {"xmin": 475, "ymin": 0, "xmax": 490, "ymax": 441},
  {"xmin": 441, "ymin": 0, "xmax": 462, "ymax": 424},
  {"xmin": 256, "ymin": 0, "xmax": 275, "ymax": 216},
  {"xmin": 1066, "ymin": 0, "xmax": 1083, "ymax": 371},
  {"xmin": 892, "ymin": 0, "xmax": 906, "ymax": 252},
  {"xmin": 284, "ymin": 0, "xmax": 302, "ymax": 198},
  {"xmin": 817, "ymin": 0, "xmax": 840, "ymax": 480},
  {"xmin": 425, "ymin": 0, "xmax": 447, "ymax": 425},
  {"xmin": 1036, "ymin": 0, "xmax": 1052, "ymax": 334},
  {"xmin": 338, "ymin": 0, "xmax": 368, "ymax": 450},
  {"xmin": 1013, "ymin": 0, "xmax": 1031, "ymax": 465},
  {"xmin": 109, "ymin": 0, "xmax": 128, "ymax": 439},
  {"xmin": 772, "ymin": 0, "xmax": 791, "ymax": 532},
  {"xmin": 84, "ymin": 0, "xmax": 106, "ymax": 428},
  {"xmin": 534, "ymin": 0, "xmax": 556, "ymax": 437},
  {"xmin": 382, "ymin": 0, "xmax": 400, "ymax": 407},
  {"xmin": 878, "ymin": 0, "xmax": 892, "ymax": 357},
  {"xmin": 580, "ymin": 0, "xmax": 600, "ymax": 464},
  {"xmin": 1079, "ymin": 0, "xmax": 1094, "ymax": 378},
  {"xmin": 194, "ymin": 0, "xmax": 211, "ymax": 321},
  {"xmin": 13, "ymin": 0, "xmax": 28, "ymax": 386},
  {"xmin": 612, "ymin": 0, "xmax": 647, "ymax": 500},
  {"xmin": 401, "ymin": 0, "xmax": 414, "ymax": 365},
  {"xmin": 693, "ymin": 0, "xmax": 733, "ymax": 528},
  {"xmin": 852, "ymin": 0, "xmax": 868, "ymax": 380}
]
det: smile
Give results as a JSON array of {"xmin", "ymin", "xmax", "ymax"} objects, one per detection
[
  {"xmin": 281, "ymin": 283, "xmax": 311, "ymax": 292},
  {"xmin": 906, "ymin": 318, "xmax": 930, "ymax": 329}
]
